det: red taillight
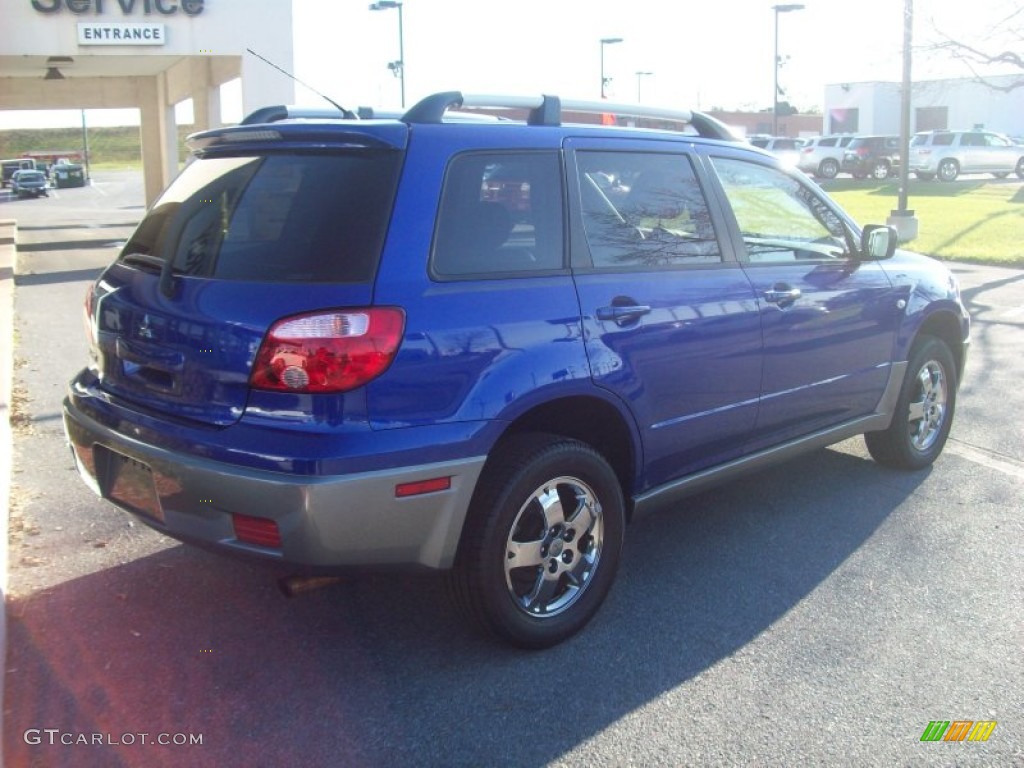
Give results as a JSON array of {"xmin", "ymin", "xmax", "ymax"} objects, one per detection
[
  {"xmin": 250, "ymin": 308, "xmax": 405, "ymax": 394},
  {"xmin": 232, "ymin": 513, "xmax": 282, "ymax": 549}
]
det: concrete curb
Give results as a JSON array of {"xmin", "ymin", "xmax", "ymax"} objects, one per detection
[{"xmin": 1, "ymin": 216, "xmax": 16, "ymax": 766}]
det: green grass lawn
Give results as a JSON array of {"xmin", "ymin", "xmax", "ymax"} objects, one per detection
[{"xmin": 822, "ymin": 178, "xmax": 1024, "ymax": 267}]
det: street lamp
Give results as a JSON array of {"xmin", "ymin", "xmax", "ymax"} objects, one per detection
[
  {"xmin": 772, "ymin": 3, "xmax": 804, "ymax": 136},
  {"xmin": 635, "ymin": 71, "xmax": 654, "ymax": 103},
  {"xmin": 600, "ymin": 37, "xmax": 623, "ymax": 99},
  {"xmin": 369, "ymin": 0, "xmax": 405, "ymax": 108},
  {"xmin": 80, "ymin": 109, "xmax": 91, "ymax": 183}
]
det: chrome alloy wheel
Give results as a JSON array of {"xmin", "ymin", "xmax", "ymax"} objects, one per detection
[
  {"xmin": 503, "ymin": 476, "xmax": 603, "ymax": 618},
  {"xmin": 907, "ymin": 360, "xmax": 948, "ymax": 452}
]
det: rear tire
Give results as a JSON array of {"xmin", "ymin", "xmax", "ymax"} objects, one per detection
[
  {"xmin": 1015, "ymin": 158, "xmax": 1024, "ymax": 180},
  {"xmin": 938, "ymin": 158, "xmax": 960, "ymax": 182},
  {"xmin": 449, "ymin": 433, "xmax": 625, "ymax": 649},
  {"xmin": 818, "ymin": 158, "xmax": 839, "ymax": 179},
  {"xmin": 865, "ymin": 336, "xmax": 958, "ymax": 470}
]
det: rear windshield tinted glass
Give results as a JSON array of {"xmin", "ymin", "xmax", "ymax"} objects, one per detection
[{"xmin": 120, "ymin": 152, "xmax": 400, "ymax": 283}]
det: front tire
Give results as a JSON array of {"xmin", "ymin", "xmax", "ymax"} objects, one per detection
[
  {"xmin": 1015, "ymin": 157, "xmax": 1024, "ymax": 180},
  {"xmin": 450, "ymin": 434, "xmax": 625, "ymax": 648},
  {"xmin": 865, "ymin": 336, "xmax": 958, "ymax": 470}
]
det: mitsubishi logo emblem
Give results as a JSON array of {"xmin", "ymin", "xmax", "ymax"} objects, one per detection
[{"xmin": 138, "ymin": 316, "xmax": 156, "ymax": 340}]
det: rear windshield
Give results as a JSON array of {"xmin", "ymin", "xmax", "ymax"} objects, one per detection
[{"xmin": 120, "ymin": 152, "xmax": 401, "ymax": 283}]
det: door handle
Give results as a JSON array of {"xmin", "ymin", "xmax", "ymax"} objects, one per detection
[
  {"xmin": 596, "ymin": 305, "xmax": 652, "ymax": 325},
  {"xmin": 763, "ymin": 286, "xmax": 802, "ymax": 305}
]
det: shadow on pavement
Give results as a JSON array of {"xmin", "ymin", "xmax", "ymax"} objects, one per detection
[
  {"xmin": 16, "ymin": 240, "xmax": 124, "ymax": 254},
  {"xmin": 4, "ymin": 446, "xmax": 923, "ymax": 768},
  {"xmin": 15, "ymin": 269, "xmax": 105, "ymax": 288}
]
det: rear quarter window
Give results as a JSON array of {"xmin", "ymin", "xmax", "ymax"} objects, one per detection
[
  {"xmin": 431, "ymin": 151, "xmax": 564, "ymax": 279},
  {"xmin": 120, "ymin": 152, "xmax": 401, "ymax": 283}
]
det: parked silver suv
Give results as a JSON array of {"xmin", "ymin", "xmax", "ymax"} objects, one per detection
[
  {"xmin": 909, "ymin": 130, "xmax": 1024, "ymax": 181},
  {"xmin": 797, "ymin": 135, "xmax": 856, "ymax": 179}
]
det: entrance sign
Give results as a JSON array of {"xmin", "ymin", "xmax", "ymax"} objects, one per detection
[{"xmin": 78, "ymin": 22, "xmax": 165, "ymax": 44}]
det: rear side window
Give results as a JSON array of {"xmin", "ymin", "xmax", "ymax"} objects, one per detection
[
  {"xmin": 575, "ymin": 151, "xmax": 722, "ymax": 268},
  {"xmin": 120, "ymin": 152, "xmax": 401, "ymax": 283},
  {"xmin": 932, "ymin": 133, "xmax": 955, "ymax": 146},
  {"xmin": 819, "ymin": 138, "xmax": 837, "ymax": 147},
  {"xmin": 432, "ymin": 152, "xmax": 564, "ymax": 278}
]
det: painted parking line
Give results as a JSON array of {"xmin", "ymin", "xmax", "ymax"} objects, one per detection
[{"xmin": 946, "ymin": 438, "xmax": 1024, "ymax": 480}]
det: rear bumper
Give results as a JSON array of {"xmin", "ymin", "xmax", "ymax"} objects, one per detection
[{"xmin": 63, "ymin": 397, "xmax": 486, "ymax": 570}]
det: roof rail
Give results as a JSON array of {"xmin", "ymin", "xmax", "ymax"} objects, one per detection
[{"xmin": 400, "ymin": 91, "xmax": 738, "ymax": 140}]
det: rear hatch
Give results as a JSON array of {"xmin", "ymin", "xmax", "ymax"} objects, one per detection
[{"xmin": 86, "ymin": 122, "xmax": 406, "ymax": 426}]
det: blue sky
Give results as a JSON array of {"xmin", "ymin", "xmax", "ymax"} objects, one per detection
[{"xmin": 2, "ymin": 0, "xmax": 1018, "ymax": 129}]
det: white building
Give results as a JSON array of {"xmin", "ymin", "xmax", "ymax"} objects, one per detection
[
  {"xmin": 824, "ymin": 74, "xmax": 1024, "ymax": 137},
  {"xmin": 0, "ymin": 0, "xmax": 296, "ymax": 204}
]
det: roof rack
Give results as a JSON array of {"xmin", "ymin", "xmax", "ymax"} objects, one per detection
[{"xmin": 400, "ymin": 91, "xmax": 738, "ymax": 140}]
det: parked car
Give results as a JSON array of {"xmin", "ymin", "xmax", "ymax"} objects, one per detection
[
  {"xmin": 2, "ymin": 157, "xmax": 35, "ymax": 188},
  {"xmin": 909, "ymin": 130, "xmax": 1024, "ymax": 181},
  {"xmin": 842, "ymin": 135, "xmax": 901, "ymax": 179},
  {"xmin": 748, "ymin": 135, "xmax": 804, "ymax": 168},
  {"xmin": 10, "ymin": 169, "xmax": 48, "ymax": 198},
  {"xmin": 52, "ymin": 162, "xmax": 86, "ymax": 188},
  {"xmin": 64, "ymin": 92, "xmax": 970, "ymax": 649},
  {"xmin": 798, "ymin": 135, "xmax": 857, "ymax": 178}
]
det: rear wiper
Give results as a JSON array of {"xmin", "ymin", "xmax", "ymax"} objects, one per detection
[{"xmin": 120, "ymin": 252, "xmax": 164, "ymax": 273}]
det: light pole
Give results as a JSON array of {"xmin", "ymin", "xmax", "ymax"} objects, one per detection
[
  {"xmin": 80, "ymin": 109, "xmax": 91, "ymax": 183},
  {"xmin": 635, "ymin": 71, "xmax": 653, "ymax": 103},
  {"xmin": 772, "ymin": 3, "xmax": 804, "ymax": 136},
  {"xmin": 369, "ymin": 0, "xmax": 405, "ymax": 108},
  {"xmin": 600, "ymin": 37, "xmax": 623, "ymax": 99}
]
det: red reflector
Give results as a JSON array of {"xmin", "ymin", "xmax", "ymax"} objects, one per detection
[
  {"xmin": 232, "ymin": 513, "xmax": 282, "ymax": 549},
  {"xmin": 395, "ymin": 476, "xmax": 452, "ymax": 498}
]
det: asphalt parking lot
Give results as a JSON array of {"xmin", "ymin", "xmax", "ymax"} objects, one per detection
[{"xmin": 2, "ymin": 173, "xmax": 1023, "ymax": 767}]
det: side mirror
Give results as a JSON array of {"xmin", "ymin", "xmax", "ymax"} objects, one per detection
[{"xmin": 860, "ymin": 224, "xmax": 897, "ymax": 260}]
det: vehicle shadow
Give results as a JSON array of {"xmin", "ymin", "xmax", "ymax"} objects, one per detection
[{"xmin": 4, "ymin": 445, "xmax": 923, "ymax": 768}]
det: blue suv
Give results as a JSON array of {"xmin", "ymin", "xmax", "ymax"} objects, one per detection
[{"xmin": 64, "ymin": 92, "xmax": 970, "ymax": 648}]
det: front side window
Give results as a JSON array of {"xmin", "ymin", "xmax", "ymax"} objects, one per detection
[
  {"xmin": 432, "ymin": 152, "xmax": 563, "ymax": 278},
  {"xmin": 575, "ymin": 151, "xmax": 722, "ymax": 269},
  {"xmin": 985, "ymin": 134, "xmax": 1011, "ymax": 148},
  {"xmin": 710, "ymin": 157, "xmax": 850, "ymax": 263}
]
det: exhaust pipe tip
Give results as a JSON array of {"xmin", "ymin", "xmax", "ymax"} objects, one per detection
[{"xmin": 278, "ymin": 574, "xmax": 343, "ymax": 598}]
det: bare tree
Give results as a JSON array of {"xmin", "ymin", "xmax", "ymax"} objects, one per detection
[{"xmin": 928, "ymin": 6, "xmax": 1023, "ymax": 91}]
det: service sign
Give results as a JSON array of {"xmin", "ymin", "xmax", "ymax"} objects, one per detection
[{"xmin": 78, "ymin": 22, "xmax": 165, "ymax": 44}]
